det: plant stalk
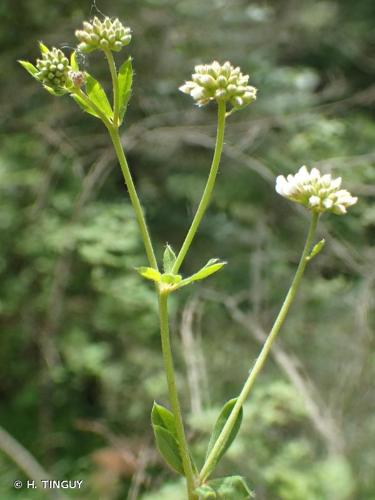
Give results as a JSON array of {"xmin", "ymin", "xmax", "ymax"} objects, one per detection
[
  {"xmin": 159, "ymin": 291, "xmax": 196, "ymax": 499},
  {"xmin": 172, "ymin": 101, "xmax": 227, "ymax": 274},
  {"xmin": 108, "ymin": 127, "xmax": 158, "ymax": 270},
  {"xmin": 199, "ymin": 212, "xmax": 320, "ymax": 482}
]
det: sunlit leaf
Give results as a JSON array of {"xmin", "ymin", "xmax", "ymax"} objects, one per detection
[
  {"xmin": 118, "ymin": 57, "xmax": 133, "ymax": 123},
  {"xmin": 306, "ymin": 238, "xmax": 325, "ymax": 261},
  {"xmin": 18, "ymin": 60, "xmax": 38, "ymax": 79},
  {"xmin": 38, "ymin": 41, "xmax": 49, "ymax": 54},
  {"xmin": 136, "ymin": 266, "xmax": 162, "ymax": 283},
  {"xmin": 85, "ymin": 73, "xmax": 113, "ymax": 120},
  {"xmin": 70, "ymin": 94, "xmax": 101, "ymax": 118}
]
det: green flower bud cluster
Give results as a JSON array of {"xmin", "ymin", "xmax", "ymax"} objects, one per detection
[
  {"xmin": 180, "ymin": 61, "xmax": 257, "ymax": 110},
  {"xmin": 75, "ymin": 17, "xmax": 132, "ymax": 53},
  {"xmin": 36, "ymin": 47, "xmax": 71, "ymax": 91}
]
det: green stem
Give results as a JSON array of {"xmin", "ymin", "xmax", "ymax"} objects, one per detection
[
  {"xmin": 172, "ymin": 101, "xmax": 227, "ymax": 274},
  {"xmin": 105, "ymin": 50, "xmax": 120, "ymax": 127},
  {"xmin": 199, "ymin": 212, "xmax": 320, "ymax": 483},
  {"xmin": 159, "ymin": 291, "xmax": 196, "ymax": 499},
  {"xmin": 108, "ymin": 127, "xmax": 158, "ymax": 270}
]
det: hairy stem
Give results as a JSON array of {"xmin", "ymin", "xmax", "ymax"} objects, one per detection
[
  {"xmin": 159, "ymin": 291, "xmax": 196, "ymax": 499},
  {"xmin": 199, "ymin": 212, "xmax": 320, "ymax": 482},
  {"xmin": 172, "ymin": 101, "xmax": 226, "ymax": 273},
  {"xmin": 108, "ymin": 127, "xmax": 158, "ymax": 270},
  {"xmin": 105, "ymin": 50, "xmax": 120, "ymax": 127}
]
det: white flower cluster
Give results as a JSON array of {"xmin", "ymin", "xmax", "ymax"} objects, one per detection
[
  {"xmin": 179, "ymin": 61, "xmax": 257, "ymax": 110},
  {"xmin": 75, "ymin": 17, "xmax": 131, "ymax": 53},
  {"xmin": 276, "ymin": 166, "xmax": 358, "ymax": 215}
]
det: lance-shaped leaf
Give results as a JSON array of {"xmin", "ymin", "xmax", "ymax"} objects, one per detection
[
  {"xmin": 118, "ymin": 57, "xmax": 133, "ymax": 123},
  {"xmin": 306, "ymin": 238, "xmax": 325, "ymax": 261},
  {"xmin": 136, "ymin": 266, "xmax": 162, "ymax": 283},
  {"xmin": 85, "ymin": 73, "xmax": 113, "ymax": 120},
  {"xmin": 163, "ymin": 244, "xmax": 177, "ymax": 273},
  {"xmin": 153, "ymin": 425, "xmax": 184, "ymax": 475},
  {"xmin": 195, "ymin": 476, "xmax": 253, "ymax": 499},
  {"xmin": 151, "ymin": 403, "xmax": 184, "ymax": 475},
  {"xmin": 71, "ymin": 94, "xmax": 101, "ymax": 118},
  {"xmin": 152, "ymin": 402, "xmax": 177, "ymax": 435},
  {"xmin": 177, "ymin": 258, "xmax": 226, "ymax": 289},
  {"xmin": 70, "ymin": 51, "xmax": 79, "ymax": 71},
  {"xmin": 38, "ymin": 41, "xmax": 49, "ymax": 54},
  {"xmin": 18, "ymin": 60, "xmax": 38, "ymax": 79},
  {"xmin": 205, "ymin": 398, "xmax": 243, "ymax": 468}
]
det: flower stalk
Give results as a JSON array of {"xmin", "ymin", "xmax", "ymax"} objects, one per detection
[
  {"xmin": 199, "ymin": 211, "xmax": 320, "ymax": 482},
  {"xmin": 172, "ymin": 100, "xmax": 226, "ymax": 273}
]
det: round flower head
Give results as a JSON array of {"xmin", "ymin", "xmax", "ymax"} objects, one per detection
[
  {"xmin": 75, "ymin": 17, "xmax": 131, "ymax": 53},
  {"xmin": 36, "ymin": 47, "xmax": 71, "ymax": 93},
  {"xmin": 276, "ymin": 166, "xmax": 358, "ymax": 215},
  {"xmin": 179, "ymin": 61, "xmax": 257, "ymax": 111}
]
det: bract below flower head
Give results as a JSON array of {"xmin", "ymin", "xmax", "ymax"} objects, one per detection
[
  {"xmin": 179, "ymin": 61, "xmax": 257, "ymax": 111},
  {"xmin": 275, "ymin": 166, "xmax": 358, "ymax": 215},
  {"xmin": 75, "ymin": 17, "xmax": 132, "ymax": 53}
]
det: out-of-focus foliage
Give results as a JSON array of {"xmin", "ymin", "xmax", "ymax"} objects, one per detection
[{"xmin": 0, "ymin": 0, "xmax": 374, "ymax": 498}]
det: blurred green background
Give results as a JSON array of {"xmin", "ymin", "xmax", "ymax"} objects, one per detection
[{"xmin": 1, "ymin": 0, "xmax": 374, "ymax": 498}]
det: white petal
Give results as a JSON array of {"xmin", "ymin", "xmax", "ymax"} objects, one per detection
[
  {"xmin": 331, "ymin": 177, "xmax": 342, "ymax": 189},
  {"xmin": 309, "ymin": 195, "xmax": 320, "ymax": 207},
  {"xmin": 323, "ymin": 198, "xmax": 333, "ymax": 209}
]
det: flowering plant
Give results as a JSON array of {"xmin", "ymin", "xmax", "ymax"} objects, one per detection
[{"xmin": 20, "ymin": 15, "xmax": 357, "ymax": 499}]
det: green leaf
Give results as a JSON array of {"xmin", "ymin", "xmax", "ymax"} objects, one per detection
[
  {"xmin": 70, "ymin": 94, "xmax": 101, "ymax": 118},
  {"xmin": 306, "ymin": 238, "xmax": 325, "ymax": 261},
  {"xmin": 153, "ymin": 425, "xmax": 184, "ymax": 475},
  {"xmin": 189, "ymin": 261, "xmax": 226, "ymax": 282},
  {"xmin": 38, "ymin": 41, "xmax": 49, "ymax": 54},
  {"xmin": 18, "ymin": 60, "xmax": 38, "ymax": 79},
  {"xmin": 163, "ymin": 244, "xmax": 177, "ymax": 273},
  {"xmin": 161, "ymin": 273, "xmax": 182, "ymax": 285},
  {"xmin": 135, "ymin": 266, "xmax": 162, "ymax": 283},
  {"xmin": 177, "ymin": 259, "xmax": 226, "ymax": 289},
  {"xmin": 195, "ymin": 484, "xmax": 216, "ymax": 499},
  {"xmin": 151, "ymin": 402, "xmax": 177, "ymax": 437},
  {"xmin": 85, "ymin": 73, "xmax": 113, "ymax": 120},
  {"xmin": 118, "ymin": 57, "xmax": 133, "ymax": 123},
  {"xmin": 206, "ymin": 398, "xmax": 243, "ymax": 467},
  {"xmin": 195, "ymin": 476, "xmax": 253, "ymax": 499},
  {"xmin": 70, "ymin": 51, "xmax": 79, "ymax": 71}
]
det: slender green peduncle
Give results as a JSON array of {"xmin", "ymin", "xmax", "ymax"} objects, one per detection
[
  {"xmin": 108, "ymin": 127, "xmax": 158, "ymax": 270},
  {"xmin": 159, "ymin": 291, "xmax": 197, "ymax": 499},
  {"xmin": 172, "ymin": 100, "xmax": 227, "ymax": 274},
  {"xmin": 104, "ymin": 50, "xmax": 120, "ymax": 127},
  {"xmin": 199, "ymin": 212, "xmax": 320, "ymax": 482}
]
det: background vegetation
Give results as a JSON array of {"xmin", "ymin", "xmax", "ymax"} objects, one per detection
[{"xmin": 1, "ymin": 0, "xmax": 374, "ymax": 498}]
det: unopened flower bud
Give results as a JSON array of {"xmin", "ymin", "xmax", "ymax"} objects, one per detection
[
  {"xmin": 75, "ymin": 16, "xmax": 132, "ymax": 53},
  {"xmin": 36, "ymin": 46, "xmax": 71, "ymax": 93}
]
